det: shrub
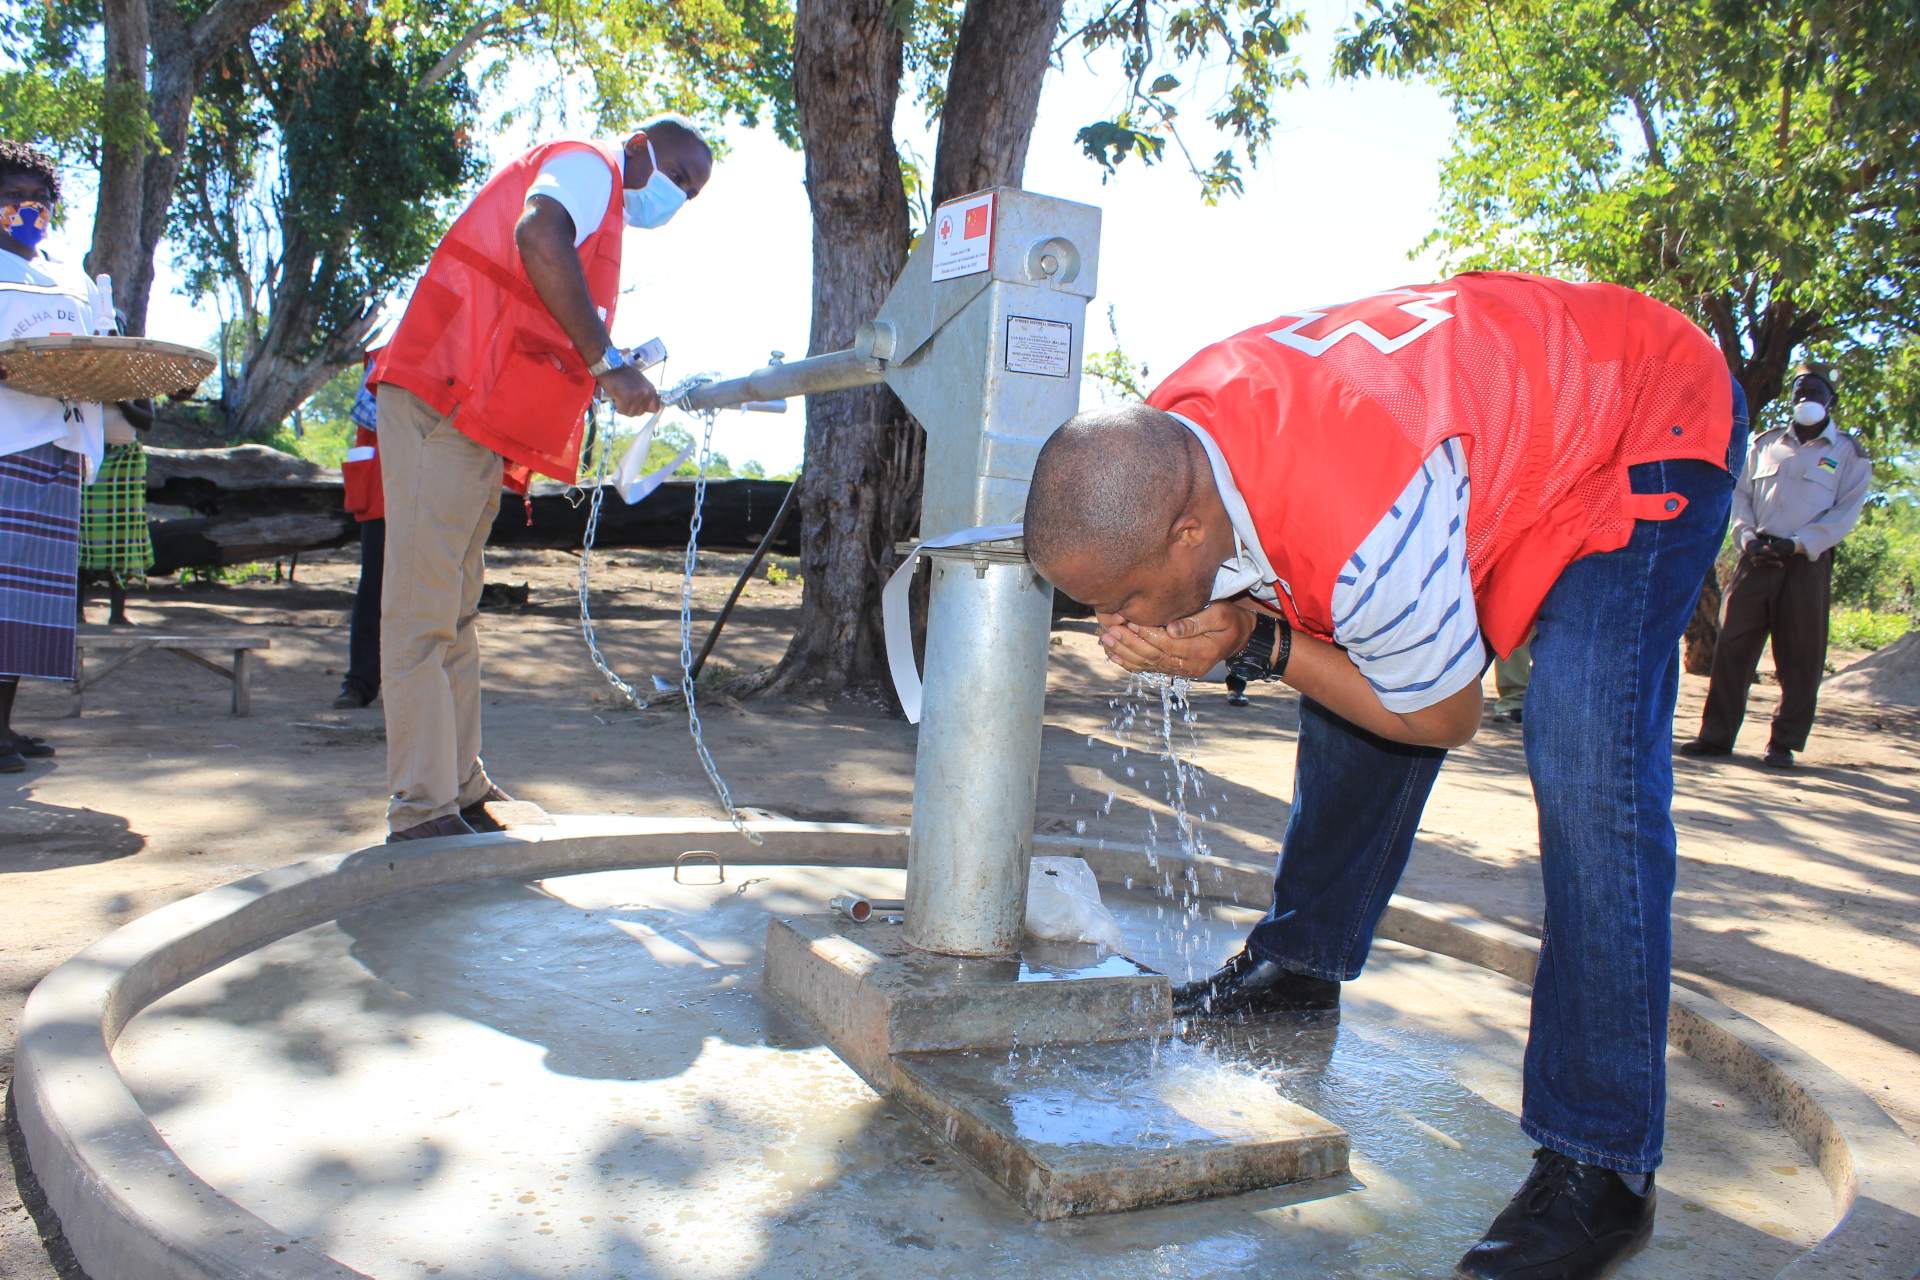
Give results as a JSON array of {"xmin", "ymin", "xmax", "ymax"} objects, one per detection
[{"xmin": 1830, "ymin": 608, "xmax": 1912, "ymax": 651}]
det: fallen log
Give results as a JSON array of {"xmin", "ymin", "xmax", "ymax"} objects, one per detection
[{"xmin": 143, "ymin": 445, "xmax": 799, "ymax": 576}]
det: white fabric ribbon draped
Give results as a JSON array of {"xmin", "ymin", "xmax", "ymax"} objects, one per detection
[{"xmin": 881, "ymin": 523, "xmax": 1026, "ymax": 724}]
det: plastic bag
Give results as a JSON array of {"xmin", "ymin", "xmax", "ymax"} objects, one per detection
[{"xmin": 1024, "ymin": 856, "xmax": 1126, "ymax": 953}]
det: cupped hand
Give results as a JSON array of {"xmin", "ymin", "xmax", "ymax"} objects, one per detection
[
  {"xmin": 601, "ymin": 364, "xmax": 662, "ymax": 417},
  {"xmin": 1096, "ymin": 601, "xmax": 1256, "ymax": 678}
]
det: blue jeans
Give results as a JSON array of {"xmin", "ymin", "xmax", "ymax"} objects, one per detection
[{"xmin": 1245, "ymin": 392, "xmax": 1748, "ymax": 1173}]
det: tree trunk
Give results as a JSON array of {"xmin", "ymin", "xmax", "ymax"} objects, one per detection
[
  {"xmin": 930, "ymin": 0, "xmax": 1065, "ymax": 205},
  {"xmin": 770, "ymin": 0, "xmax": 1066, "ymax": 699},
  {"xmin": 221, "ymin": 225, "xmax": 383, "ymax": 440},
  {"xmin": 771, "ymin": 0, "xmax": 918, "ymax": 696},
  {"xmin": 1683, "ymin": 563, "xmax": 1722, "ymax": 676},
  {"xmin": 1682, "ymin": 287, "xmax": 1818, "ymax": 672},
  {"xmin": 88, "ymin": 0, "xmax": 150, "ymax": 317},
  {"xmin": 113, "ymin": 0, "xmax": 297, "ymax": 337}
]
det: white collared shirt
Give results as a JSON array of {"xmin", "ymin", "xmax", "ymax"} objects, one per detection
[{"xmin": 1173, "ymin": 414, "xmax": 1485, "ymax": 714}]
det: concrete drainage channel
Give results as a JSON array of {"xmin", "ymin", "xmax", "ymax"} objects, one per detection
[{"xmin": 15, "ymin": 817, "xmax": 1920, "ymax": 1280}]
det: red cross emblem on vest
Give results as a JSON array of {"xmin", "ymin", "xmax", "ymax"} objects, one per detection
[{"xmin": 1265, "ymin": 288, "xmax": 1457, "ymax": 357}]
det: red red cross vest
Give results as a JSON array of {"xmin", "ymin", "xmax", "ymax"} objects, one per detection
[
  {"xmin": 369, "ymin": 139, "xmax": 625, "ymax": 488},
  {"xmin": 1147, "ymin": 271, "xmax": 1734, "ymax": 657}
]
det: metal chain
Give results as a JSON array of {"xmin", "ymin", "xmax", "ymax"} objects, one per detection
[
  {"xmin": 574, "ymin": 371, "xmax": 760, "ymax": 845},
  {"xmin": 575, "ymin": 371, "xmax": 716, "ymax": 707},
  {"xmin": 677, "ymin": 405, "xmax": 762, "ymax": 846},
  {"xmin": 575, "ymin": 401, "xmax": 641, "ymax": 709}
]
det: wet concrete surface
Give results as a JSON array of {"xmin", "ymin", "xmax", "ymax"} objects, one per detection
[{"xmin": 110, "ymin": 863, "xmax": 1833, "ymax": 1279}]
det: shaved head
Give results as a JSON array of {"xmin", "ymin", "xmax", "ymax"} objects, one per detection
[
  {"xmin": 1026, "ymin": 404, "xmax": 1200, "ymax": 577},
  {"xmin": 1025, "ymin": 404, "xmax": 1236, "ymax": 627}
]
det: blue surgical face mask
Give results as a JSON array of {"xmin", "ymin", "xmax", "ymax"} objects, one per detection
[
  {"xmin": 623, "ymin": 139, "xmax": 687, "ymax": 230},
  {"xmin": 3, "ymin": 202, "xmax": 49, "ymax": 248}
]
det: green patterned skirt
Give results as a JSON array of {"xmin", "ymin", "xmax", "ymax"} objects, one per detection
[{"xmin": 79, "ymin": 442, "xmax": 153, "ymax": 574}]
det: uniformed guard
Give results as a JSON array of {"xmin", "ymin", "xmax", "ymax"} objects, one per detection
[{"xmin": 1682, "ymin": 362, "xmax": 1871, "ymax": 766}]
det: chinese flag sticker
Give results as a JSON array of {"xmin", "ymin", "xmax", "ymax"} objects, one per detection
[{"xmin": 964, "ymin": 203, "xmax": 989, "ymax": 239}]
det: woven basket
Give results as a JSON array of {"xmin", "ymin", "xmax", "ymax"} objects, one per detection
[{"xmin": 0, "ymin": 336, "xmax": 216, "ymax": 402}]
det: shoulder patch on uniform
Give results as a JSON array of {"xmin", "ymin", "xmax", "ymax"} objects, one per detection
[{"xmin": 1841, "ymin": 433, "xmax": 1869, "ymax": 459}]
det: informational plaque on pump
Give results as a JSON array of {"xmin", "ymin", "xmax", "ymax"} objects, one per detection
[
  {"xmin": 1004, "ymin": 316, "xmax": 1073, "ymax": 377},
  {"xmin": 930, "ymin": 192, "xmax": 996, "ymax": 281}
]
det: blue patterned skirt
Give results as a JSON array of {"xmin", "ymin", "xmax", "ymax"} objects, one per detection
[{"xmin": 0, "ymin": 442, "xmax": 80, "ymax": 679}]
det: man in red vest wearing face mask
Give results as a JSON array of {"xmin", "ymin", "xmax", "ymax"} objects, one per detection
[
  {"xmin": 368, "ymin": 117, "xmax": 712, "ymax": 842},
  {"xmin": 1025, "ymin": 273, "xmax": 1748, "ymax": 1280}
]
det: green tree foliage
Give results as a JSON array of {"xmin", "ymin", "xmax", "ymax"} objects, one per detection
[
  {"xmin": 181, "ymin": 9, "xmax": 485, "ymax": 438},
  {"xmin": 1334, "ymin": 0, "xmax": 1920, "ymax": 443},
  {"xmin": 897, "ymin": 0, "xmax": 1308, "ymax": 204},
  {"xmin": 1062, "ymin": 0, "xmax": 1307, "ymax": 202}
]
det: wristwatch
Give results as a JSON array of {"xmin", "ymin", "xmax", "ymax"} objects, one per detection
[
  {"xmin": 1227, "ymin": 612, "xmax": 1293, "ymax": 684},
  {"xmin": 587, "ymin": 346, "xmax": 628, "ymax": 378}
]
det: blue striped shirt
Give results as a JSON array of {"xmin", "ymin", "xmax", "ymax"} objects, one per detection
[{"xmin": 1329, "ymin": 440, "xmax": 1483, "ymax": 712}]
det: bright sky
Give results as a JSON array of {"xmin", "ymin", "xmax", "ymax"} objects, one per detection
[{"xmin": 50, "ymin": 6, "xmax": 1456, "ymax": 475}]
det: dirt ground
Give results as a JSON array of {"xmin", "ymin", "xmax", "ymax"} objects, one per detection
[{"xmin": 3, "ymin": 546, "xmax": 1917, "ymax": 1278}]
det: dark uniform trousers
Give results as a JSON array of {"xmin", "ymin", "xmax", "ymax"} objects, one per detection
[{"xmin": 1697, "ymin": 545, "xmax": 1833, "ymax": 752}]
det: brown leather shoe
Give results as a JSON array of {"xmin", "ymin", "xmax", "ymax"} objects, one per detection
[
  {"xmin": 387, "ymin": 814, "xmax": 477, "ymax": 843},
  {"xmin": 460, "ymin": 785, "xmax": 515, "ymax": 833}
]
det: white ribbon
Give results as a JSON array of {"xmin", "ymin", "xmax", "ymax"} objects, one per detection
[
  {"xmin": 612, "ymin": 409, "xmax": 696, "ymax": 504},
  {"xmin": 883, "ymin": 522, "xmax": 1026, "ymax": 724}
]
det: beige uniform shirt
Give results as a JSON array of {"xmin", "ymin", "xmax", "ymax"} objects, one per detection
[{"xmin": 1730, "ymin": 421, "xmax": 1871, "ymax": 559}]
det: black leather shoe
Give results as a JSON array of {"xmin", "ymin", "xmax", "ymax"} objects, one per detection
[
  {"xmin": 1455, "ymin": 1148, "xmax": 1655, "ymax": 1280},
  {"xmin": 387, "ymin": 814, "xmax": 477, "ymax": 843},
  {"xmin": 460, "ymin": 785, "xmax": 515, "ymax": 833},
  {"xmin": 1678, "ymin": 739, "xmax": 1731, "ymax": 757},
  {"xmin": 1172, "ymin": 948, "xmax": 1341, "ymax": 1019},
  {"xmin": 8, "ymin": 732, "xmax": 52, "ymax": 758},
  {"xmin": 332, "ymin": 685, "xmax": 373, "ymax": 710},
  {"xmin": 1762, "ymin": 743, "xmax": 1794, "ymax": 767}
]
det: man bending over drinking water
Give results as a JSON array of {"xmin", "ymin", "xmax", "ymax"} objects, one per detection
[{"xmin": 1023, "ymin": 271, "xmax": 1747, "ymax": 1280}]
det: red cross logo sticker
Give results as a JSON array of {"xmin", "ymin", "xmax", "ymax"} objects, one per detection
[{"xmin": 1265, "ymin": 288, "xmax": 1458, "ymax": 358}]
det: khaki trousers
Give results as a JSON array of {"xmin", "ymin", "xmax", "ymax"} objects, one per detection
[
  {"xmin": 378, "ymin": 386, "xmax": 502, "ymax": 830},
  {"xmin": 1493, "ymin": 637, "xmax": 1533, "ymax": 713}
]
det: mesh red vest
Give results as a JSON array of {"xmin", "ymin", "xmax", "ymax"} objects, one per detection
[
  {"xmin": 1148, "ymin": 271, "xmax": 1734, "ymax": 657},
  {"xmin": 369, "ymin": 139, "xmax": 625, "ymax": 487}
]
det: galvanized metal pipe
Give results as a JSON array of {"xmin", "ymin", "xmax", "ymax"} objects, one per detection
[
  {"xmin": 904, "ymin": 553, "xmax": 1054, "ymax": 956},
  {"xmin": 679, "ymin": 349, "xmax": 881, "ymax": 414}
]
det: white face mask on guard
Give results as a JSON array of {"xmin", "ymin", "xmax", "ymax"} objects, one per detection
[
  {"xmin": 624, "ymin": 138, "xmax": 688, "ymax": 230},
  {"xmin": 1792, "ymin": 400, "xmax": 1829, "ymax": 427}
]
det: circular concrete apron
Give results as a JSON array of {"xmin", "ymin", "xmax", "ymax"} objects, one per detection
[{"xmin": 16, "ymin": 820, "xmax": 1920, "ymax": 1280}]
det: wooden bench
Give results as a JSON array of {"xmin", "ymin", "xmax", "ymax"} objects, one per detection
[{"xmin": 70, "ymin": 633, "xmax": 272, "ymax": 717}]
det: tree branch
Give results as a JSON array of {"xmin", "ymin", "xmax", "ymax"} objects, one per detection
[
  {"xmin": 187, "ymin": 0, "xmax": 296, "ymax": 74},
  {"xmin": 1624, "ymin": 85, "xmax": 1665, "ymax": 168},
  {"xmin": 416, "ymin": 13, "xmax": 496, "ymax": 94}
]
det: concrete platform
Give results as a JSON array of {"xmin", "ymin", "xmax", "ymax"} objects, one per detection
[
  {"xmin": 101, "ymin": 868, "xmax": 1835, "ymax": 1276},
  {"xmin": 16, "ymin": 820, "xmax": 1920, "ymax": 1280},
  {"xmin": 763, "ymin": 913, "xmax": 1173, "ymax": 1087},
  {"xmin": 764, "ymin": 914, "xmax": 1342, "ymax": 1218},
  {"xmin": 892, "ymin": 1039, "xmax": 1348, "ymax": 1219}
]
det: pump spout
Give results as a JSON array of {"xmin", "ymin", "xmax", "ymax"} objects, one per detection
[{"xmin": 680, "ymin": 348, "xmax": 882, "ymax": 414}]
